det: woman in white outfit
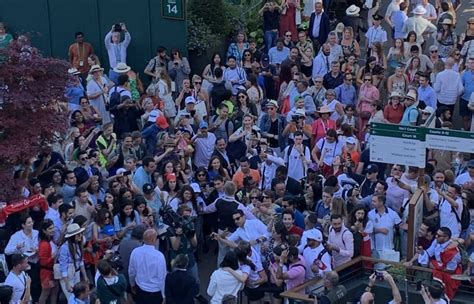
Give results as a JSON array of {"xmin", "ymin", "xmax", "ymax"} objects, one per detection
[{"xmin": 87, "ymin": 65, "xmax": 112, "ymax": 124}]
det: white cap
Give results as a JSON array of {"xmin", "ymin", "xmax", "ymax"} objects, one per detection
[
  {"xmin": 306, "ymin": 229, "xmax": 323, "ymax": 242},
  {"xmin": 185, "ymin": 96, "xmax": 196, "ymax": 105}
]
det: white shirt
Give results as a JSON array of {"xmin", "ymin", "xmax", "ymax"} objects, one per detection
[
  {"xmin": 312, "ymin": 52, "xmax": 330, "ymax": 78},
  {"xmin": 5, "ymin": 271, "xmax": 28, "ymax": 304},
  {"xmin": 104, "ymin": 31, "xmax": 131, "ymax": 68},
  {"xmin": 455, "ymin": 172, "xmax": 474, "ymax": 187},
  {"xmin": 284, "ymin": 144, "xmax": 311, "ymax": 181},
  {"xmin": 328, "ymin": 44, "xmax": 343, "ymax": 65},
  {"xmin": 228, "ymin": 219, "xmax": 270, "ymax": 253},
  {"xmin": 365, "ymin": 26, "xmax": 388, "ymax": 48},
  {"xmin": 368, "ymin": 207, "xmax": 402, "ymax": 251},
  {"xmin": 128, "ymin": 244, "xmax": 167, "ymax": 293},
  {"xmin": 259, "ymin": 156, "xmax": 285, "ymax": 190},
  {"xmin": 316, "ymin": 138, "xmax": 342, "ymax": 166},
  {"xmin": 207, "ymin": 268, "xmax": 244, "ymax": 304},
  {"xmin": 303, "ymin": 244, "xmax": 332, "ymax": 279},
  {"xmin": 438, "ymin": 197, "xmax": 463, "ymax": 238},
  {"xmin": 5, "ymin": 230, "xmax": 39, "ymax": 263},
  {"xmin": 434, "ymin": 69, "xmax": 464, "ymax": 105}
]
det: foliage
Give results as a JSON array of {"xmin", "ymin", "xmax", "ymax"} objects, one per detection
[
  {"xmin": 0, "ymin": 41, "xmax": 69, "ymax": 200},
  {"xmin": 186, "ymin": 13, "xmax": 221, "ymax": 55},
  {"xmin": 187, "ymin": 0, "xmax": 231, "ymax": 38}
]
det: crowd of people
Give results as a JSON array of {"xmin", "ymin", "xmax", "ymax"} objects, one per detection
[{"xmin": 0, "ymin": 0, "xmax": 474, "ymax": 303}]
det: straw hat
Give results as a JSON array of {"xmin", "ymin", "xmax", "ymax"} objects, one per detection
[
  {"xmin": 441, "ymin": 19, "xmax": 453, "ymax": 25},
  {"xmin": 65, "ymin": 223, "xmax": 85, "ymax": 238},
  {"xmin": 412, "ymin": 5, "xmax": 427, "ymax": 15},
  {"xmin": 68, "ymin": 67, "xmax": 81, "ymax": 76},
  {"xmin": 346, "ymin": 5, "xmax": 360, "ymax": 16},
  {"xmin": 113, "ymin": 62, "xmax": 131, "ymax": 74},
  {"xmin": 317, "ymin": 105, "xmax": 333, "ymax": 114},
  {"xmin": 89, "ymin": 64, "xmax": 104, "ymax": 74}
]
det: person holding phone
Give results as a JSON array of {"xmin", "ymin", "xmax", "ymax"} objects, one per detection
[{"xmin": 104, "ymin": 22, "xmax": 131, "ymax": 83}]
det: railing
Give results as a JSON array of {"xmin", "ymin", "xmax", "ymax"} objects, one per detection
[{"xmin": 281, "ymin": 256, "xmax": 474, "ymax": 303}]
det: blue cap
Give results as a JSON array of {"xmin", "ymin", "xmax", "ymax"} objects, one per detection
[{"xmin": 199, "ymin": 121, "xmax": 208, "ymax": 129}]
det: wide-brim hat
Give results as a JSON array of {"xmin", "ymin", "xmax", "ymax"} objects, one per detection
[
  {"xmin": 412, "ymin": 5, "xmax": 427, "ymax": 15},
  {"xmin": 65, "ymin": 223, "xmax": 85, "ymax": 238},
  {"xmin": 113, "ymin": 62, "xmax": 131, "ymax": 74},
  {"xmin": 389, "ymin": 91, "xmax": 404, "ymax": 99},
  {"xmin": 317, "ymin": 105, "xmax": 333, "ymax": 114},
  {"xmin": 89, "ymin": 64, "xmax": 104, "ymax": 74},
  {"xmin": 441, "ymin": 19, "xmax": 453, "ymax": 25},
  {"xmin": 266, "ymin": 99, "xmax": 278, "ymax": 109},
  {"xmin": 68, "ymin": 67, "xmax": 81, "ymax": 76},
  {"xmin": 346, "ymin": 5, "xmax": 360, "ymax": 16},
  {"xmin": 405, "ymin": 91, "xmax": 417, "ymax": 101}
]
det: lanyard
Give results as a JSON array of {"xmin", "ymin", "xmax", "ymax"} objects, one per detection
[{"xmin": 76, "ymin": 43, "xmax": 85, "ymax": 60}]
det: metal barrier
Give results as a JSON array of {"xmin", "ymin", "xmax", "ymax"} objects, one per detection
[{"xmin": 281, "ymin": 256, "xmax": 474, "ymax": 303}]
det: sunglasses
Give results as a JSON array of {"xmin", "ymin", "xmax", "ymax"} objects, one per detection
[
  {"xmin": 430, "ymin": 50, "xmax": 438, "ymax": 53},
  {"xmin": 364, "ymin": 79, "xmax": 372, "ymax": 81},
  {"xmin": 285, "ymin": 34, "xmax": 292, "ymax": 37},
  {"xmin": 251, "ymin": 196, "xmax": 259, "ymax": 199},
  {"xmin": 455, "ymin": 53, "xmax": 461, "ymax": 56},
  {"xmin": 197, "ymin": 173, "xmax": 206, "ymax": 177},
  {"xmin": 244, "ymin": 54, "xmax": 251, "ymax": 57},
  {"xmin": 80, "ymin": 157, "xmax": 88, "ymax": 161},
  {"xmin": 314, "ymin": 80, "xmax": 322, "ymax": 83},
  {"xmin": 262, "ymin": 196, "xmax": 269, "ymax": 199},
  {"xmin": 238, "ymin": 95, "xmax": 246, "ymax": 99},
  {"xmin": 194, "ymin": 81, "xmax": 202, "ymax": 85}
]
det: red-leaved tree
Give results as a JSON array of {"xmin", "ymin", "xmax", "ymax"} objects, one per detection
[{"xmin": 0, "ymin": 40, "xmax": 70, "ymax": 201}]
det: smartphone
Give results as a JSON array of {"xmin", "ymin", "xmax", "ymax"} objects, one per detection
[
  {"xmin": 190, "ymin": 110, "xmax": 196, "ymax": 117},
  {"xmin": 375, "ymin": 270, "xmax": 384, "ymax": 281},
  {"xmin": 123, "ymin": 170, "xmax": 132, "ymax": 176}
]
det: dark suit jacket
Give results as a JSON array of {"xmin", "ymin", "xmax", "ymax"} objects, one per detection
[
  {"xmin": 164, "ymin": 270, "xmax": 199, "ymax": 304},
  {"xmin": 271, "ymin": 176, "xmax": 303, "ymax": 196},
  {"xmin": 308, "ymin": 12, "xmax": 330, "ymax": 46}
]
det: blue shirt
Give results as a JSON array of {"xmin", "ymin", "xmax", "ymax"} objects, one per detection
[
  {"xmin": 268, "ymin": 47, "xmax": 290, "ymax": 65},
  {"xmin": 417, "ymin": 85, "xmax": 437, "ymax": 109},
  {"xmin": 335, "ymin": 83, "xmax": 357, "ymax": 106},
  {"xmin": 275, "ymin": 207, "xmax": 305, "ymax": 229},
  {"xmin": 400, "ymin": 104, "xmax": 418, "ymax": 126},
  {"xmin": 392, "ymin": 11, "xmax": 408, "ymax": 39},
  {"xmin": 132, "ymin": 166, "xmax": 152, "ymax": 191},
  {"xmin": 461, "ymin": 70, "xmax": 474, "ymax": 101}
]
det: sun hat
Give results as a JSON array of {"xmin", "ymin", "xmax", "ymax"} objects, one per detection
[
  {"xmin": 113, "ymin": 62, "xmax": 131, "ymax": 74},
  {"xmin": 389, "ymin": 91, "xmax": 404, "ymax": 99},
  {"xmin": 266, "ymin": 99, "xmax": 278, "ymax": 109},
  {"xmin": 65, "ymin": 223, "xmax": 85, "ymax": 238},
  {"xmin": 346, "ymin": 5, "xmax": 360, "ymax": 16},
  {"xmin": 68, "ymin": 67, "xmax": 81, "ymax": 76},
  {"xmin": 421, "ymin": 106, "xmax": 434, "ymax": 114},
  {"xmin": 412, "ymin": 5, "xmax": 427, "ymax": 15},
  {"xmin": 405, "ymin": 90, "xmax": 417, "ymax": 101},
  {"xmin": 441, "ymin": 19, "xmax": 452, "ymax": 25},
  {"xmin": 89, "ymin": 64, "xmax": 104, "ymax": 74},
  {"xmin": 317, "ymin": 105, "xmax": 333, "ymax": 114}
]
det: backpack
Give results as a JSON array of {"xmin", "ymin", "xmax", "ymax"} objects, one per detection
[
  {"xmin": 212, "ymin": 115, "xmax": 232, "ymax": 136},
  {"xmin": 211, "ymin": 81, "xmax": 231, "ymax": 109},
  {"xmin": 109, "ymin": 86, "xmax": 125, "ymax": 110},
  {"xmin": 452, "ymin": 200, "xmax": 470, "ymax": 231}
]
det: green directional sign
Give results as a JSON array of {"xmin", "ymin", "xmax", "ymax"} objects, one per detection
[
  {"xmin": 162, "ymin": 0, "xmax": 185, "ymax": 20},
  {"xmin": 370, "ymin": 123, "xmax": 426, "ymax": 168},
  {"xmin": 425, "ymin": 128, "xmax": 474, "ymax": 153}
]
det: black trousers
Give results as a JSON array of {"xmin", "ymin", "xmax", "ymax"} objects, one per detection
[{"xmin": 136, "ymin": 286, "xmax": 163, "ymax": 304}]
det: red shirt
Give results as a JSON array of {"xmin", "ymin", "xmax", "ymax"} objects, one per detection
[
  {"xmin": 311, "ymin": 118, "xmax": 336, "ymax": 143},
  {"xmin": 288, "ymin": 224, "xmax": 304, "ymax": 236}
]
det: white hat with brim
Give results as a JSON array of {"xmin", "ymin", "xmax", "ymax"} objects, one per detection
[
  {"xmin": 421, "ymin": 106, "xmax": 435, "ymax": 114},
  {"xmin": 89, "ymin": 64, "xmax": 104, "ymax": 74},
  {"xmin": 317, "ymin": 105, "xmax": 334, "ymax": 114},
  {"xmin": 412, "ymin": 5, "xmax": 427, "ymax": 15},
  {"xmin": 266, "ymin": 99, "xmax": 279, "ymax": 109},
  {"xmin": 65, "ymin": 223, "xmax": 85, "ymax": 238},
  {"xmin": 346, "ymin": 5, "xmax": 360, "ymax": 16},
  {"xmin": 113, "ymin": 62, "xmax": 131, "ymax": 74},
  {"xmin": 294, "ymin": 108, "xmax": 306, "ymax": 117},
  {"xmin": 68, "ymin": 67, "xmax": 81, "ymax": 76},
  {"xmin": 389, "ymin": 91, "xmax": 404, "ymax": 99},
  {"xmin": 405, "ymin": 91, "xmax": 417, "ymax": 101},
  {"xmin": 441, "ymin": 19, "xmax": 453, "ymax": 25}
]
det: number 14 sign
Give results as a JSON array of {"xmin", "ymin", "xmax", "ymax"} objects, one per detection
[{"xmin": 162, "ymin": 0, "xmax": 185, "ymax": 20}]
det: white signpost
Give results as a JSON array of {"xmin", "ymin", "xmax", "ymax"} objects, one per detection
[
  {"xmin": 370, "ymin": 123, "xmax": 426, "ymax": 168},
  {"xmin": 425, "ymin": 128, "xmax": 474, "ymax": 153}
]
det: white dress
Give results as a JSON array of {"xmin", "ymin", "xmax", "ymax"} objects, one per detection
[
  {"xmin": 158, "ymin": 79, "xmax": 176, "ymax": 118},
  {"xmin": 86, "ymin": 76, "xmax": 111, "ymax": 123}
]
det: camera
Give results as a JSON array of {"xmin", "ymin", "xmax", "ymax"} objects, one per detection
[
  {"xmin": 159, "ymin": 205, "xmax": 196, "ymax": 238},
  {"xmin": 113, "ymin": 23, "xmax": 122, "ymax": 32},
  {"xmin": 292, "ymin": 114, "xmax": 302, "ymax": 122},
  {"xmin": 375, "ymin": 270, "xmax": 384, "ymax": 281}
]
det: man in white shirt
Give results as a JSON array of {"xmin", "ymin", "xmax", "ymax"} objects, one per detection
[
  {"xmin": 402, "ymin": 5, "xmax": 437, "ymax": 44},
  {"xmin": 365, "ymin": 14, "xmax": 387, "ymax": 51},
  {"xmin": 128, "ymin": 229, "xmax": 166, "ymax": 304},
  {"xmin": 434, "ymin": 58, "xmax": 464, "ymax": 114},
  {"xmin": 420, "ymin": 0, "xmax": 437, "ymax": 21},
  {"xmin": 327, "ymin": 32, "xmax": 343, "ymax": 64},
  {"xmin": 104, "ymin": 23, "xmax": 131, "ymax": 83},
  {"xmin": 284, "ymin": 131, "xmax": 311, "ymax": 182},
  {"xmin": 368, "ymin": 195, "xmax": 402, "ymax": 254},
  {"xmin": 259, "ymin": 147, "xmax": 285, "ymax": 190},
  {"xmin": 191, "ymin": 121, "xmax": 216, "ymax": 168},
  {"xmin": 4, "ymin": 254, "xmax": 31, "ymax": 304},
  {"xmin": 436, "ymin": 185, "xmax": 464, "ymax": 238},
  {"xmin": 215, "ymin": 209, "xmax": 270, "ymax": 253},
  {"xmin": 302, "ymin": 229, "xmax": 332, "ymax": 279},
  {"xmin": 223, "ymin": 56, "xmax": 247, "ymax": 95}
]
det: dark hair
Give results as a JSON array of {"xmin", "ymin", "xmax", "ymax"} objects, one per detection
[
  {"xmin": 214, "ymin": 67, "xmax": 223, "ymax": 78},
  {"xmin": 232, "ymin": 209, "xmax": 245, "ymax": 217},
  {"xmin": 97, "ymin": 259, "xmax": 112, "ymax": 276},
  {"xmin": 173, "ymin": 254, "xmax": 189, "ymax": 269},
  {"xmin": 59, "ymin": 204, "xmax": 74, "ymax": 216},
  {"xmin": 11, "ymin": 254, "xmax": 27, "ymax": 267},
  {"xmin": 220, "ymin": 251, "xmax": 239, "ymax": 270},
  {"xmin": 20, "ymin": 213, "xmax": 32, "ymax": 228},
  {"xmin": 47, "ymin": 193, "xmax": 63, "ymax": 207},
  {"xmin": 239, "ymin": 156, "xmax": 249, "ymax": 163},
  {"xmin": 157, "ymin": 46, "xmax": 166, "ymax": 53},
  {"xmin": 75, "ymin": 32, "xmax": 84, "ymax": 38},
  {"xmin": 276, "ymin": 38, "xmax": 284, "ymax": 44},
  {"xmin": 75, "ymin": 186, "xmax": 88, "ymax": 197},
  {"xmin": 276, "ymin": 165, "xmax": 288, "ymax": 175},
  {"xmin": 131, "ymin": 225, "xmax": 146, "ymax": 240},
  {"xmin": 428, "ymin": 280, "xmax": 444, "ymax": 299},
  {"xmin": 72, "ymin": 282, "xmax": 89, "ymax": 298},
  {"xmin": 274, "ymin": 221, "xmax": 289, "ymax": 242},
  {"xmin": 287, "ymin": 246, "xmax": 299, "ymax": 260},
  {"xmin": 282, "ymin": 208, "xmax": 295, "ymax": 220},
  {"xmin": 118, "ymin": 74, "xmax": 129, "ymax": 86},
  {"xmin": 142, "ymin": 156, "xmax": 155, "ymax": 167},
  {"xmin": 208, "ymin": 156, "xmax": 227, "ymax": 177},
  {"xmin": 294, "ymin": 130, "xmax": 303, "ymax": 138},
  {"xmin": 449, "ymin": 184, "xmax": 461, "ymax": 194},
  {"xmin": 177, "ymin": 185, "xmax": 198, "ymax": 212},
  {"xmin": 376, "ymin": 180, "xmax": 388, "ymax": 191},
  {"xmin": 374, "ymin": 194, "xmax": 386, "ymax": 205},
  {"xmin": 96, "ymin": 208, "xmax": 112, "ymax": 227},
  {"xmin": 228, "ymin": 55, "xmax": 237, "ymax": 61},
  {"xmin": 118, "ymin": 199, "xmax": 136, "ymax": 227},
  {"xmin": 330, "ymin": 214, "xmax": 343, "ymax": 221},
  {"xmin": 439, "ymin": 226, "xmax": 452, "ymax": 238},
  {"xmin": 349, "ymin": 205, "xmax": 369, "ymax": 228},
  {"xmin": 39, "ymin": 219, "xmax": 54, "ymax": 241},
  {"xmin": 235, "ymin": 243, "xmax": 256, "ymax": 271},
  {"xmin": 399, "ymin": 2, "xmax": 407, "ymax": 10}
]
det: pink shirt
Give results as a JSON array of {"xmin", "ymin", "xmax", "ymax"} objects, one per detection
[
  {"xmin": 311, "ymin": 118, "xmax": 336, "ymax": 143},
  {"xmin": 286, "ymin": 256, "xmax": 306, "ymax": 294},
  {"xmin": 328, "ymin": 226, "xmax": 354, "ymax": 268}
]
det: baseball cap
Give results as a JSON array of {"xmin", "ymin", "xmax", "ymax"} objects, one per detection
[
  {"xmin": 165, "ymin": 173, "xmax": 177, "ymax": 181},
  {"xmin": 421, "ymin": 106, "xmax": 434, "ymax": 115},
  {"xmin": 266, "ymin": 99, "xmax": 278, "ymax": 109},
  {"xmin": 199, "ymin": 121, "xmax": 208, "ymax": 129},
  {"xmin": 294, "ymin": 108, "xmax": 306, "ymax": 117},
  {"xmin": 116, "ymin": 168, "xmax": 127, "ymax": 175},
  {"xmin": 185, "ymin": 96, "xmax": 196, "ymax": 105},
  {"xmin": 346, "ymin": 137, "xmax": 356, "ymax": 145},
  {"xmin": 366, "ymin": 164, "xmax": 379, "ymax": 174},
  {"xmin": 142, "ymin": 183, "xmax": 154, "ymax": 195},
  {"xmin": 306, "ymin": 229, "xmax": 323, "ymax": 241}
]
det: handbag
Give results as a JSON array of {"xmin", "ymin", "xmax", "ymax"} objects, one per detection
[{"xmin": 53, "ymin": 263, "xmax": 75, "ymax": 280}]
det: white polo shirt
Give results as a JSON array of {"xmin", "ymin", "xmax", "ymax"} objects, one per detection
[{"xmin": 368, "ymin": 207, "xmax": 402, "ymax": 251}]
